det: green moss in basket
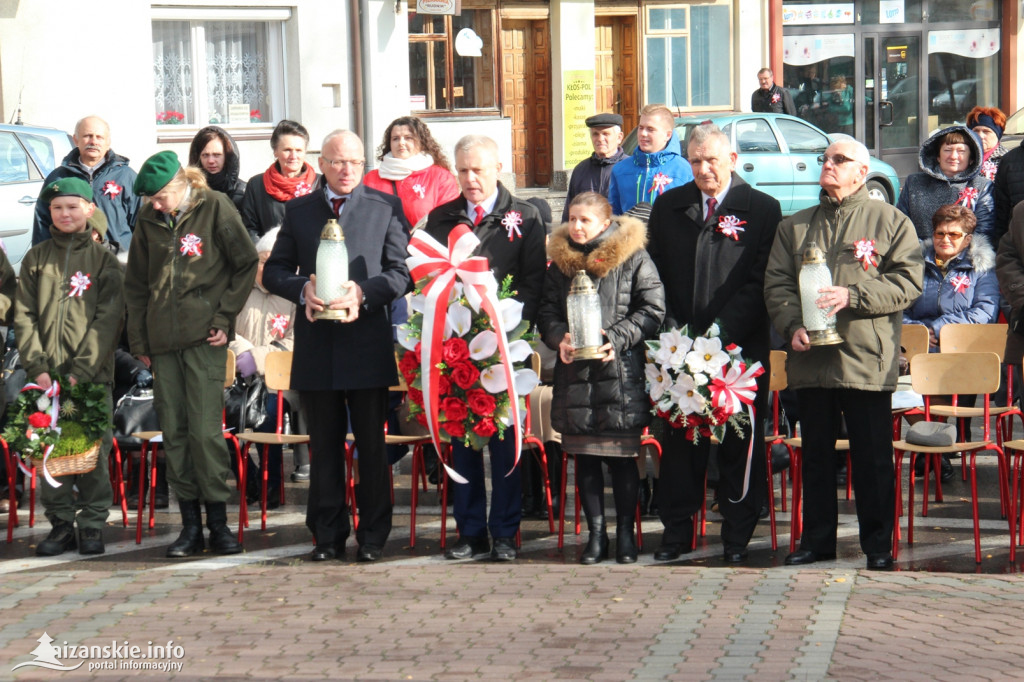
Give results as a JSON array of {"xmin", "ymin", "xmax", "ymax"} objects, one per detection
[{"xmin": 50, "ymin": 421, "xmax": 96, "ymax": 459}]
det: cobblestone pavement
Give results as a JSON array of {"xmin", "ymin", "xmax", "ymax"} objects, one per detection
[{"xmin": 3, "ymin": 456, "xmax": 1024, "ymax": 681}]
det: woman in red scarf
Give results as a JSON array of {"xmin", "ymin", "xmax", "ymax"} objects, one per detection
[
  {"xmin": 363, "ymin": 116, "xmax": 459, "ymax": 229},
  {"xmin": 240, "ymin": 120, "xmax": 319, "ymax": 242}
]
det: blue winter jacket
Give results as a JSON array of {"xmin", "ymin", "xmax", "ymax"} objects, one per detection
[
  {"xmin": 903, "ymin": 234, "xmax": 999, "ymax": 348},
  {"xmin": 607, "ymin": 129, "xmax": 693, "ymax": 214},
  {"xmin": 895, "ymin": 125, "xmax": 995, "ymax": 241}
]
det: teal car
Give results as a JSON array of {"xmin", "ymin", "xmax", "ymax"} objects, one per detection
[{"xmin": 623, "ymin": 113, "xmax": 901, "ymax": 216}]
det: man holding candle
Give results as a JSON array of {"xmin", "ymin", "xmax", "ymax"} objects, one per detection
[
  {"xmin": 763, "ymin": 138, "xmax": 923, "ymax": 570},
  {"xmin": 263, "ymin": 130, "xmax": 412, "ymax": 563}
]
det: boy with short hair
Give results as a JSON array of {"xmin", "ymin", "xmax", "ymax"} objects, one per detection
[{"xmin": 15, "ymin": 177, "xmax": 124, "ymax": 555}]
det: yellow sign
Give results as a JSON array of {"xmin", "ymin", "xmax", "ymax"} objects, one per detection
[{"xmin": 563, "ymin": 70, "xmax": 596, "ymax": 169}]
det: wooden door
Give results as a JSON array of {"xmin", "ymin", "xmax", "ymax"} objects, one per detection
[
  {"xmin": 502, "ymin": 20, "xmax": 552, "ymax": 188},
  {"xmin": 595, "ymin": 15, "xmax": 638, "ymax": 134}
]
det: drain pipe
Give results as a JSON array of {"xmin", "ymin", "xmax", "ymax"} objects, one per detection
[
  {"xmin": 348, "ymin": 0, "xmax": 366, "ymax": 143},
  {"xmin": 359, "ymin": 0, "xmax": 373, "ymax": 158}
]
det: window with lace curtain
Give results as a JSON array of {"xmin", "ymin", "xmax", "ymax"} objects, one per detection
[{"xmin": 152, "ymin": 10, "xmax": 287, "ymax": 128}]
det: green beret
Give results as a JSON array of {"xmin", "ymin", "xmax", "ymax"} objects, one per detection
[
  {"xmin": 42, "ymin": 177, "xmax": 93, "ymax": 204},
  {"xmin": 134, "ymin": 150, "xmax": 181, "ymax": 196}
]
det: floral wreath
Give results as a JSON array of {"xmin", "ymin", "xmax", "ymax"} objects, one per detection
[{"xmin": 4, "ymin": 377, "xmax": 109, "ymax": 469}]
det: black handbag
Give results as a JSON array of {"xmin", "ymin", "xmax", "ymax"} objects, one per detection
[
  {"xmin": 113, "ymin": 385, "xmax": 160, "ymax": 447},
  {"xmin": 224, "ymin": 372, "xmax": 268, "ymax": 433}
]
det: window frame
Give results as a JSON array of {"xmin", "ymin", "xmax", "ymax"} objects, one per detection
[
  {"xmin": 151, "ymin": 7, "xmax": 290, "ymax": 141},
  {"xmin": 407, "ymin": 7, "xmax": 501, "ymax": 117}
]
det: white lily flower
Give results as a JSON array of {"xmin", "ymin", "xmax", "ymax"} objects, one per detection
[
  {"xmin": 479, "ymin": 364, "xmax": 508, "ymax": 393},
  {"xmin": 397, "ymin": 324, "xmax": 419, "ymax": 351},
  {"xmin": 469, "ymin": 330, "xmax": 498, "ymax": 360},
  {"xmin": 514, "ymin": 368, "xmax": 540, "ymax": 396},
  {"xmin": 506, "ymin": 339, "xmax": 532, "ymax": 363},
  {"xmin": 646, "ymin": 363, "xmax": 672, "ymax": 401},
  {"xmin": 497, "ymin": 297, "xmax": 524, "ymax": 331},
  {"xmin": 447, "ymin": 302, "xmax": 472, "ymax": 337},
  {"xmin": 409, "ymin": 294, "xmax": 425, "ymax": 313},
  {"xmin": 685, "ymin": 336, "xmax": 730, "ymax": 375},
  {"xmin": 448, "ymin": 282, "xmax": 464, "ymax": 306},
  {"xmin": 36, "ymin": 396, "xmax": 50, "ymax": 412},
  {"xmin": 668, "ymin": 373, "xmax": 706, "ymax": 415},
  {"xmin": 707, "ymin": 322, "xmax": 721, "ymax": 337}
]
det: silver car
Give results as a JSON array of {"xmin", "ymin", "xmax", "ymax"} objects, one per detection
[{"xmin": 0, "ymin": 123, "xmax": 73, "ymax": 271}]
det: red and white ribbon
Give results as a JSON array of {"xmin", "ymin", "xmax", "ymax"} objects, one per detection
[
  {"xmin": 950, "ymin": 273, "xmax": 971, "ymax": 294},
  {"xmin": 179, "ymin": 233, "xmax": 203, "ymax": 257},
  {"xmin": 853, "ymin": 238, "xmax": 878, "ymax": 271},
  {"xmin": 650, "ymin": 172, "xmax": 672, "ymax": 197},
  {"xmin": 709, "ymin": 361, "xmax": 765, "ymax": 503},
  {"xmin": 500, "ymin": 211, "xmax": 523, "ymax": 242},
  {"xmin": 68, "ymin": 271, "xmax": 91, "ymax": 298},
  {"xmin": 270, "ymin": 314, "xmax": 289, "ymax": 338},
  {"xmin": 980, "ymin": 160, "xmax": 997, "ymax": 181},
  {"xmin": 406, "ymin": 225, "xmax": 523, "ymax": 481},
  {"xmin": 15, "ymin": 381, "xmax": 63, "ymax": 488},
  {"xmin": 102, "ymin": 181, "xmax": 122, "ymax": 198},
  {"xmin": 717, "ymin": 215, "xmax": 746, "ymax": 241},
  {"xmin": 956, "ymin": 186, "xmax": 979, "ymax": 209}
]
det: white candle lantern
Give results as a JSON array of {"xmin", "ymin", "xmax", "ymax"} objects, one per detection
[
  {"xmin": 314, "ymin": 218, "xmax": 351, "ymax": 321},
  {"xmin": 567, "ymin": 270, "xmax": 606, "ymax": 360},
  {"xmin": 799, "ymin": 242, "xmax": 843, "ymax": 346}
]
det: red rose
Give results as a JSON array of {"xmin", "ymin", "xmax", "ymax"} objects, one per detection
[
  {"xmin": 709, "ymin": 407, "xmax": 729, "ymax": 426},
  {"xmin": 466, "ymin": 389, "xmax": 496, "ymax": 417},
  {"xmin": 415, "ymin": 412, "xmax": 428, "ymax": 427},
  {"xmin": 407, "ymin": 387, "xmax": 423, "ymax": 408},
  {"xmin": 442, "ymin": 420, "xmax": 466, "ymax": 438},
  {"xmin": 451, "ymin": 361, "xmax": 480, "ymax": 390},
  {"xmin": 399, "ymin": 350, "xmax": 419, "ymax": 377},
  {"xmin": 27, "ymin": 412, "xmax": 51, "ymax": 429},
  {"xmin": 472, "ymin": 417, "xmax": 497, "ymax": 438},
  {"xmin": 442, "ymin": 337, "xmax": 470, "ymax": 365},
  {"xmin": 442, "ymin": 397, "xmax": 468, "ymax": 423},
  {"xmin": 413, "ymin": 342, "xmax": 422, "ymax": 364},
  {"xmin": 437, "ymin": 374, "xmax": 452, "ymax": 396}
]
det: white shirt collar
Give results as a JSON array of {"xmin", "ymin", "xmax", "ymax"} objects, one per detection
[
  {"xmin": 700, "ymin": 178, "xmax": 733, "ymax": 213},
  {"xmin": 466, "ymin": 189, "xmax": 500, "ymax": 219}
]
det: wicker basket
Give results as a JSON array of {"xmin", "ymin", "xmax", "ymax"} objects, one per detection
[{"xmin": 33, "ymin": 442, "xmax": 101, "ymax": 477}]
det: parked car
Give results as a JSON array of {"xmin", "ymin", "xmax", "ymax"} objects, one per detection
[
  {"xmin": 0, "ymin": 123, "xmax": 74, "ymax": 271},
  {"xmin": 622, "ymin": 113, "xmax": 901, "ymax": 215},
  {"xmin": 1002, "ymin": 105, "xmax": 1024, "ymax": 151},
  {"xmin": 931, "ymin": 79, "xmax": 977, "ymax": 124}
]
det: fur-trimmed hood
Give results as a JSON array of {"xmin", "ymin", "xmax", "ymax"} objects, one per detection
[
  {"xmin": 921, "ymin": 232, "xmax": 996, "ymax": 274},
  {"xmin": 547, "ymin": 215, "xmax": 647, "ymax": 279}
]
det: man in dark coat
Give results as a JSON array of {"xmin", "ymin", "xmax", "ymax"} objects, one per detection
[
  {"xmin": 646, "ymin": 123, "xmax": 781, "ymax": 563},
  {"xmin": 33, "ymin": 116, "xmax": 141, "ymax": 255},
  {"xmin": 751, "ymin": 68, "xmax": 796, "ymax": 116},
  {"xmin": 560, "ymin": 113, "xmax": 627, "ymax": 223},
  {"xmin": 424, "ymin": 134, "xmax": 546, "ymax": 561},
  {"xmin": 263, "ymin": 129, "xmax": 412, "ymax": 563},
  {"xmin": 993, "ymin": 144, "xmax": 1024, "ymax": 244}
]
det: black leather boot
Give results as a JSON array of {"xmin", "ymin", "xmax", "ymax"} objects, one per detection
[
  {"xmin": 166, "ymin": 500, "xmax": 204, "ymax": 558},
  {"xmin": 579, "ymin": 514, "xmax": 608, "ymax": 565},
  {"xmin": 616, "ymin": 515, "xmax": 638, "ymax": 564},
  {"xmin": 205, "ymin": 501, "xmax": 243, "ymax": 555}
]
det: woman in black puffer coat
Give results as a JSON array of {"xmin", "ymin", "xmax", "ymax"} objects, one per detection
[{"xmin": 536, "ymin": 192, "xmax": 665, "ymax": 565}]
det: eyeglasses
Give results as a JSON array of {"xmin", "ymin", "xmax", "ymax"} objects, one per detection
[
  {"xmin": 322, "ymin": 158, "xmax": 364, "ymax": 169},
  {"xmin": 818, "ymin": 153, "xmax": 858, "ymax": 166},
  {"xmin": 933, "ymin": 231, "xmax": 966, "ymax": 241}
]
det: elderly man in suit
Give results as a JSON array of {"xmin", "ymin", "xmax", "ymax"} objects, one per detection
[
  {"xmin": 646, "ymin": 123, "xmax": 781, "ymax": 563},
  {"xmin": 263, "ymin": 129, "xmax": 412, "ymax": 563}
]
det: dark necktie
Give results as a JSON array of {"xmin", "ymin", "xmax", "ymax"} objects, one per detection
[
  {"xmin": 705, "ymin": 197, "xmax": 717, "ymax": 223},
  {"xmin": 331, "ymin": 197, "xmax": 346, "ymax": 216},
  {"xmin": 473, "ymin": 205, "xmax": 486, "ymax": 226}
]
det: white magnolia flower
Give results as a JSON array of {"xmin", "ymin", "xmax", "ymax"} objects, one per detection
[
  {"xmin": 468, "ymin": 330, "xmax": 498, "ymax": 360},
  {"xmin": 707, "ymin": 322, "xmax": 721, "ymax": 338},
  {"xmin": 654, "ymin": 329, "xmax": 692, "ymax": 369},
  {"xmin": 685, "ymin": 336, "xmax": 730, "ymax": 375},
  {"xmin": 396, "ymin": 324, "xmax": 419, "ymax": 351},
  {"xmin": 668, "ymin": 373, "xmax": 706, "ymax": 415},
  {"xmin": 646, "ymin": 363, "xmax": 672, "ymax": 401},
  {"xmin": 447, "ymin": 302, "xmax": 472, "ymax": 337}
]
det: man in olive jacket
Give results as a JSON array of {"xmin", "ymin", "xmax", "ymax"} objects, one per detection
[{"xmin": 764, "ymin": 139, "xmax": 924, "ymax": 570}]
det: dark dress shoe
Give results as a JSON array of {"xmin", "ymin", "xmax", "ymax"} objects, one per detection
[
  {"xmin": 78, "ymin": 528, "xmax": 105, "ymax": 555},
  {"xmin": 36, "ymin": 522, "xmax": 76, "ymax": 556},
  {"xmin": 940, "ymin": 456, "xmax": 955, "ymax": 483},
  {"xmin": 444, "ymin": 536, "xmax": 490, "ymax": 560},
  {"xmin": 357, "ymin": 545, "xmax": 383, "ymax": 562},
  {"xmin": 311, "ymin": 545, "xmax": 339, "ymax": 561},
  {"xmin": 653, "ymin": 542, "xmax": 690, "ymax": 562},
  {"xmin": 784, "ymin": 549, "xmax": 837, "ymax": 565},
  {"xmin": 291, "ymin": 465, "xmax": 310, "ymax": 482},
  {"xmin": 491, "ymin": 536, "xmax": 517, "ymax": 561},
  {"xmin": 866, "ymin": 553, "xmax": 894, "ymax": 570},
  {"xmin": 723, "ymin": 550, "xmax": 748, "ymax": 564}
]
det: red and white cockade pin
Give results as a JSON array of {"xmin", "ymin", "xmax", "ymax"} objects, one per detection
[
  {"xmin": 770, "ymin": 92, "xmax": 781, "ymax": 104},
  {"xmin": 412, "ymin": 183, "xmax": 426, "ymax": 199},
  {"xmin": 950, "ymin": 273, "xmax": 971, "ymax": 294},
  {"xmin": 294, "ymin": 181, "xmax": 312, "ymax": 197},
  {"xmin": 68, "ymin": 271, "xmax": 91, "ymax": 298},
  {"xmin": 853, "ymin": 238, "xmax": 878, "ymax": 271},
  {"xmin": 102, "ymin": 181, "xmax": 122, "ymax": 199},
  {"xmin": 180, "ymin": 233, "xmax": 203, "ymax": 257},
  {"xmin": 270, "ymin": 314, "xmax": 289, "ymax": 339},
  {"xmin": 501, "ymin": 210, "xmax": 523, "ymax": 241},
  {"xmin": 650, "ymin": 172, "xmax": 672, "ymax": 197},
  {"xmin": 956, "ymin": 186, "xmax": 979, "ymax": 209},
  {"xmin": 717, "ymin": 215, "xmax": 746, "ymax": 241},
  {"xmin": 980, "ymin": 160, "xmax": 998, "ymax": 181}
]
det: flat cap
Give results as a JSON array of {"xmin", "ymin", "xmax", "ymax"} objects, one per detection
[
  {"xmin": 42, "ymin": 177, "xmax": 93, "ymax": 204},
  {"xmin": 585, "ymin": 113, "xmax": 623, "ymax": 129},
  {"xmin": 134, "ymin": 150, "xmax": 181, "ymax": 196}
]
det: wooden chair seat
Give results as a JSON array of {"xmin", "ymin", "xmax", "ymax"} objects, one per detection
[
  {"xmin": 385, "ymin": 434, "xmax": 433, "ymax": 446},
  {"xmin": 929, "ymin": 405, "xmax": 1015, "ymax": 419},
  {"xmin": 237, "ymin": 432, "xmax": 310, "ymax": 446},
  {"xmin": 893, "ymin": 439, "xmax": 990, "ymax": 454},
  {"xmin": 131, "ymin": 431, "xmax": 162, "ymax": 441},
  {"xmin": 784, "ymin": 437, "xmax": 850, "ymax": 450}
]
